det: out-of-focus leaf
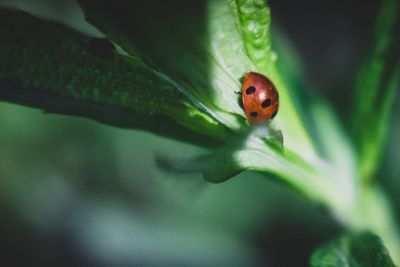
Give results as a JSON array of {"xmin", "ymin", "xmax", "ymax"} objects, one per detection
[
  {"xmin": 271, "ymin": 27, "xmax": 304, "ymax": 99},
  {"xmin": 310, "ymin": 100, "xmax": 357, "ymax": 206},
  {"xmin": 0, "ymin": 8, "xmax": 233, "ymax": 146},
  {"xmin": 310, "ymin": 232, "xmax": 395, "ymax": 267},
  {"xmin": 352, "ymin": 0, "xmax": 400, "ymax": 181}
]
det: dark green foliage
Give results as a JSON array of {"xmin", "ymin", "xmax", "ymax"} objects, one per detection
[
  {"xmin": 310, "ymin": 232, "xmax": 395, "ymax": 267},
  {"xmin": 0, "ymin": 8, "xmax": 232, "ymax": 146}
]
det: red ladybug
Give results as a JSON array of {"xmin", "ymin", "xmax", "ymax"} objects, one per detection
[{"xmin": 242, "ymin": 72, "xmax": 279, "ymax": 124}]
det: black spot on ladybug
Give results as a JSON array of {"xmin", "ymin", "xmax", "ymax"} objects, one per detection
[
  {"xmin": 262, "ymin": 99, "xmax": 271, "ymax": 108},
  {"xmin": 271, "ymin": 111, "xmax": 277, "ymax": 119},
  {"xmin": 246, "ymin": 86, "xmax": 256, "ymax": 95},
  {"xmin": 250, "ymin": 112, "xmax": 258, "ymax": 117}
]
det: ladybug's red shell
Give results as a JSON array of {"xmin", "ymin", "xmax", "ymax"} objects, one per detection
[{"xmin": 242, "ymin": 72, "xmax": 279, "ymax": 124}]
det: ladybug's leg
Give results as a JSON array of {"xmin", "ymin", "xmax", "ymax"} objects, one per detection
[{"xmin": 237, "ymin": 95, "xmax": 244, "ymax": 110}]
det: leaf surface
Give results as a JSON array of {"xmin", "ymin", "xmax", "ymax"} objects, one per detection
[{"xmin": 0, "ymin": 8, "xmax": 232, "ymax": 146}]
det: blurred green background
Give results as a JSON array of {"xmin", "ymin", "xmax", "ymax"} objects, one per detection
[{"xmin": 0, "ymin": 0, "xmax": 398, "ymax": 266}]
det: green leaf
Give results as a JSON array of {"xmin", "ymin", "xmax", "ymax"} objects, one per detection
[
  {"xmin": 228, "ymin": 0, "xmax": 317, "ymax": 160},
  {"xmin": 158, "ymin": 124, "xmax": 284, "ymax": 183},
  {"xmin": 75, "ymin": 0, "xmax": 343, "ymax": 201},
  {"xmin": 1, "ymin": 2, "xmax": 319, "ymax": 190},
  {"xmin": 310, "ymin": 100, "xmax": 357, "ymax": 186},
  {"xmin": 352, "ymin": 0, "xmax": 400, "ymax": 181},
  {"xmin": 0, "ymin": 8, "xmax": 233, "ymax": 146},
  {"xmin": 78, "ymin": 0, "xmax": 317, "ymax": 160},
  {"xmin": 158, "ymin": 124, "xmax": 337, "ymax": 205},
  {"xmin": 77, "ymin": 0, "xmax": 248, "ymax": 133},
  {"xmin": 310, "ymin": 232, "xmax": 395, "ymax": 267},
  {"xmin": 228, "ymin": 0, "xmax": 273, "ymax": 73}
]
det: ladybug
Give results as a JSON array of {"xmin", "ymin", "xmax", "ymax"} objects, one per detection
[{"xmin": 241, "ymin": 72, "xmax": 279, "ymax": 124}]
